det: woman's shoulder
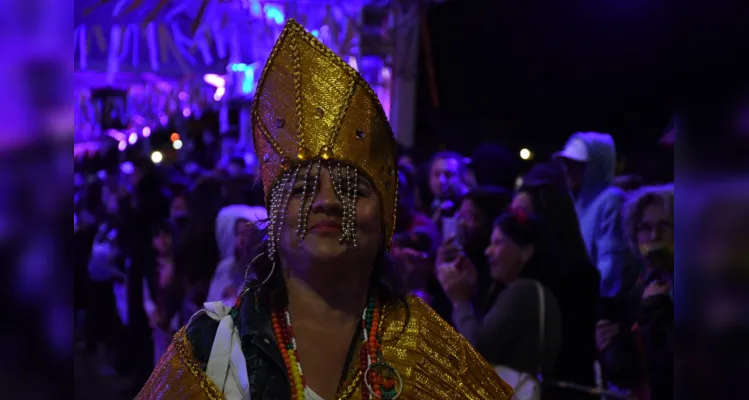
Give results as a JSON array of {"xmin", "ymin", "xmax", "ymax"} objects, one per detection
[{"xmin": 380, "ymin": 295, "xmax": 514, "ymax": 399}]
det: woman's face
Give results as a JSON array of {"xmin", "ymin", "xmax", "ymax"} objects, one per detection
[
  {"xmin": 152, "ymin": 231, "xmax": 172, "ymax": 254},
  {"xmin": 234, "ymin": 218, "xmax": 251, "ymax": 256},
  {"xmin": 278, "ymin": 164, "xmax": 383, "ymax": 270},
  {"xmin": 511, "ymin": 191, "xmax": 534, "ymax": 213},
  {"xmin": 636, "ymin": 201, "xmax": 674, "ymax": 247},
  {"xmin": 170, "ymin": 196, "xmax": 189, "ymax": 220},
  {"xmin": 456, "ymin": 198, "xmax": 488, "ymax": 247},
  {"xmin": 484, "ymin": 226, "xmax": 531, "ymax": 283}
]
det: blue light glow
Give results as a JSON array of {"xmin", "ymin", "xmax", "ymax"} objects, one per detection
[
  {"xmin": 249, "ymin": 0, "xmax": 262, "ymax": 18},
  {"xmin": 311, "ymin": 30, "xmax": 319, "ymax": 38},
  {"xmin": 263, "ymin": 4, "xmax": 285, "ymax": 25},
  {"xmin": 242, "ymin": 67, "xmax": 255, "ymax": 94}
]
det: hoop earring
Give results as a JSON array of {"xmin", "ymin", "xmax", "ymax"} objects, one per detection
[{"xmin": 244, "ymin": 251, "xmax": 277, "ymax": 289}]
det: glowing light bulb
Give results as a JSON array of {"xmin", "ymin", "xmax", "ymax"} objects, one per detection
[
  {"xmin": 142, "ymin": 127, "xmax": 151, "ymax": 137},
  {"xmin": 520, "ymin": 148, "xmax": 532, "ymax": 160},
  {"xmin": 151, "ymin": 151, "xmax": 163, "ymax": 164},
  {"xmin": 128, "ymin": 133, "xmax": 138, "ymax": 144},
  {"xmin": 170, "ymin": 133, "xmax": 180, "ymax": 142},
  {"xmin": 173, "ymin": 140, "xmax": 183, "ymax": 150},
  {"xmin": 118, "ymin": 141, "xmax": 127, "ymax": 151}
]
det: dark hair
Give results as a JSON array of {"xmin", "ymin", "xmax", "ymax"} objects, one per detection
[
  {"xmin": 519, "ymin": 171, "xmax": 592, "ymax": 273},
  {"xmin": 150, "ymin": 219, "xmax": 175, "ymax": 238},
  {"xmin": 461, "ymin": 185, "xmax": 511, "ymax": 223},
  {"xmin": 494, "ymin": 209, "xmax": 543, "ymax": 247},
  {"xmin": 493, "ymin": 209, "xmax": 552, "ymax": 283},
  {"xmin": 395, "ymin": 168, "xmax": 415, "ymax": 233}
]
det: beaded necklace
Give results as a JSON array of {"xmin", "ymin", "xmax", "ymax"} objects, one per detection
[{"xmin": 269, "ymin": 293, "xmax": 401, "ymax": 400}]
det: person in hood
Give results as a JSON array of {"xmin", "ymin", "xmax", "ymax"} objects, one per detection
[
  {"xmin": 207, "ymin": 205, "xmax": 268, "ymax": 305},
  {"xmin": 555, "ymin": 132, "xmax": 636, "ymax": 299}
]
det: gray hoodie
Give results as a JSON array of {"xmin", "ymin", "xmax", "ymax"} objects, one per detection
[{"xmin": 563, "ymin": 132, "xmax": 636, "ymax": 298}]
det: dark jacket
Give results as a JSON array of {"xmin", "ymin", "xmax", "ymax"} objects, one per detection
[
  {"xmin": 600, "ymin": 281, "xmax": 674, "ymax": 399},
  {"xmin": 186, "ymin": 291, "xmax": 360, "ymax": 400}
]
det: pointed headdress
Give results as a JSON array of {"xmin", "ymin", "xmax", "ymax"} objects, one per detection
[{"xmin": 252, "ymin": 19, "xmax": 398, "ymax": 248}]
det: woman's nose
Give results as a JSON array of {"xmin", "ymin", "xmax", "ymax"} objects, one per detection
[{"xmin": 310, "ymin": 166, "xmax": 342, "ymax": 213}]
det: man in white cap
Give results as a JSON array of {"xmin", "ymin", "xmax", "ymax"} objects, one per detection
[{"xmin": 555, "ymin": 132, "xmax": 636, "ymax": 299}]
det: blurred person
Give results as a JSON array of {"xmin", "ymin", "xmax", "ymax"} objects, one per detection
[
  {"xmin": 136, "ymin": 20, "xmax": 512, "ymax": 400},
  {"xmin": 514, "ymin": 161, "xmax": 601, "ymax": 399},
  {"xmin": 84, "ymin": 183, "xmax": 127, "ymax": 357},
  {"xmin": 174, "ymin": 177, "xmax": 224, "ymax": 318},
  {"xmin": 596, "ymin": 184, "xmax": 674, "ymax": 400},
  {"xmin": 432, "ymin": 186, "xmax": 510, "ymax": 323},
  {"xmin": 208, "ymin": 205, "xmax": 266, "ymax": 305},
  {"xmin": 678, "ymin": 181, "xmax": 749, "ymax": 400},
  {"xmin": 143, "ymin": 220, "xmax": 182, "ymax": 367},
  {"xmin": 471, "ymin": 143, "xmax": 521, "ymax": 193},
  {"xmin": 227, "ymin": 155, "xmax": 247, "ymax": 177},
  {"xmin": 169, "ymin": 183, "xmax": 190, "ymax": 232},
  {"xmin": 438, "ymin": 209, "xmax": 562, "ymax": 397},
  {"xmin": 555, "ymin": 132, "xmax": 636, "ymax": 299},
  {"xmin": 612, "ymin": 174, "xmax": 645, "ymax": 193},
  {"xmin": 215, "ymin": 204, "xmax": 268, "ymax": 261},
  {"xmin": 222, "ymin": 174, "xmax": 259, "ymax": 206},
  {"xmin": 118, "ymin": 157, "xmax": 170, "ymax": 390},
  {"xmin": 391, "ymin": 168, "xmax": 439, "ymax": 303},
  {"xmin": 428, "ymin": 151, "xmax": 472, "ymax": 226}
]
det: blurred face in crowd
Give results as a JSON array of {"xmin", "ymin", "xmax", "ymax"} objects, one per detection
[
  {"xmin": 102, "ymin": 186, "xmax": 119, "ymax": 215},
  {"xmin": 228, "ymin": 161, "xmax": 246, "ymax": 177},
  {"xmin": 429, "ymin": 157, "xmax": 464, "ymax": 198},
  {"xmin": 484, "ymin": 226, "xmax": 534, "ymax": 283},
  {"xmin": 152, "ymin": 230, "xmax": 173, "ymax": 255},
  {"xmin": 279, "ymin": 164, "xmax": 382, "ymax": 273},
  {"xmin": 511, "ymin": 192, "xmax": 534, "ymax": 213},
  {"xmin": 560, "ymin": 158, "xmax": 586, "ymax": 192},
  {"xmin": 636, "ymin": 199, "xmax": 674, "ymax": 248},
  {"xmin": 234, "ymin": 218, "xmax": 251, "ymax": 257},
  {"xmin": 457, "ymin": 198, "xmax": 490, "ymax": 248},
  {"xmin": 170, "ymin": 195, "xmax": 189, "ymax": 220}
]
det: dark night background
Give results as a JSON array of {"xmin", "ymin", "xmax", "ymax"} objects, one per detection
[{"xmin": 414, "ymin": 0, "xmax": 749, "ymax": 176}]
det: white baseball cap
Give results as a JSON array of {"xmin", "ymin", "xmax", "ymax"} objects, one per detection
[{"xmin": 554, "ymin": 137, "xmax": 589, "ymax": 162}]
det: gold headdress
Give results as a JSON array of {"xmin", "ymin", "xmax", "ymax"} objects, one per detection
[{"xmin": 252, "ymin": 19, "xmax": 398, "ymax": 249}]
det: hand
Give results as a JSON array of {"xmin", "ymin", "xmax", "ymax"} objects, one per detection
[
  {"xmin": 436, "ymin": 255, "xmax": 477, "ymax": 303},
  {"xmin": 595, "ymin": 320, "xmax": 619, "ymax": 352},
  {"xmin": 400, "ymin": 248, "xmax": 430, "ymax": 276},
  {"xmin": 436, "ymin": 237, "xmax": 463, "ymax": 267},
  {"xmin": 642, "ymin": 280, "xmax": 670, "ymax": 300}
]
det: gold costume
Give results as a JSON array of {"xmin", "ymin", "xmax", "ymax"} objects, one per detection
[
  {"xmin": 137, "ymin": 19, "xmax": 511, "ymax": 400},
  {"xmin": 138, "ymin": 295, "xmax": 512, "ymax": 399},
  {"xmin": 252, "ymin": 19, "xmax": 399, "ymax": 246}
]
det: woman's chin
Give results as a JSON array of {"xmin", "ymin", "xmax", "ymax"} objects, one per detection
[{"xmin": 302, "ymin": 235, "xmax": 349, "ymax": 260}]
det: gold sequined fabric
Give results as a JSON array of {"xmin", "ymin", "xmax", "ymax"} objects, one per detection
[
  {"xmin": 377, "ymin": 295, "xmax": 514, "ymax": 399},
  {"xmin": 252, "ymin": 19, "xmax": 399, "ymax": 246},
  {"xmin": 135, "ymin": 327, "xmax": 223, "ymax": 400},
  {"xmin": 136, "ymin": 295, "xmax": 512, "ymax": 400}
]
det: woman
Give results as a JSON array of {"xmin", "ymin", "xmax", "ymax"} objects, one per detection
[
  {"xmin": 207, "ymin": 205, "xmax": 266, "ymax": 305},
  {"xmin": 431, "ymin": 186, "xmax": 510, "ymax": 324},
  {"xmin": 438, "ymin": 209, "xmax": 563, "ymax": 383},
  {"xmin": 513, "ymin": 162, "xmax": 601, "ymax": 398},
  {"xmin": 136, "ymin": 19, "xmax": 511, "ymax": 400},
  {"xmin": 597, "ymin": 184, "xmax": 674, "ymax": 400}
]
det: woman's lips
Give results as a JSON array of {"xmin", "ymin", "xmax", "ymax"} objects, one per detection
[{"xmin": 308, "ymin": 221, "xmax": 342, "ymax": 233}]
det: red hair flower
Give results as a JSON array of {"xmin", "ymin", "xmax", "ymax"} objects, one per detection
[{"xmin": 512, "ymin": 207, "xmax": 528, "ymax": 224}]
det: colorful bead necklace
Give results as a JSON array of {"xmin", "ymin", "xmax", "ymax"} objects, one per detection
[{"xmin": 270, "ymin": 293, "xmax": 401, "ymax": 400}]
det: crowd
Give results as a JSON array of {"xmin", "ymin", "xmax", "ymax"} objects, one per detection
[{"xmin": 74, "ymin": 130, "xmax": 673, "ymax": 399}]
